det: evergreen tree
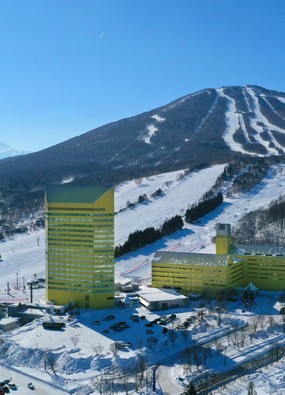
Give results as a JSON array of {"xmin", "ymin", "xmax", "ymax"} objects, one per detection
[
  {"xmin": 247, "ymin": 381, "xmax": 257, "ymax": 395},
  {"xmin": 185, "ymin": 193, "xmax": 223, "ymax": 223},
  {"xmin": 183, "ymin": 381, "xmax": 197, "ymax": 395},
  {"xmin": 115, "ymin": 215, "xmax": 184, "ymax": 257}
]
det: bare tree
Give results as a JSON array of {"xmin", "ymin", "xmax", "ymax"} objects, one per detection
[
  {"xmin": 110, "ymin": 342, "xmax": 118, "ymax": 358},
  {"xmin": 71, "ymin": 334, "xmax": 80, "ymax": 349},
  {"xmin": 182, "ymin": 329, "xmax": 190, "ymax": 342},
  {"xmin": 0, "ymin": 337, "xmax": 7, "ymax": 360},
  {"xmin": 137, "ymin": 338, "xmax": 144, "ymax": 352},
  {"xmin": 168, "ymin": 329, "xmax": 178, "ymax": 346},
  {"xmin": 251, "ymin": 316, "xmax": 261, "ymax": 334},
  {"xmin": 93, "ymin": 372, "xmax": 111, "ymax": 395},
  {"xmin": 131, "ymin": 354, "xmax": 147, "ymax": 391},
  {"xmin": 192, "ymin": 345, "xmax": 202, "ymax": 370},
  {"xmin": 268, "ymin": 316, "xmax": 277, "ymax": 334},
  {"xmin": 119, "ymin": 367, "xmax": 132, "ymax": 395},
  {"xmin": 46, "ymin": 352, "xmax": 58, "ymax": 374},
  {"xmin": 269, "ymin": 343, "xmax": 283, "ymax": 363},
  {"xmin": 282, "ymin": 315, "xmax": 285, "ymax": 333},
  {"xmin": 93, "ymin": 343, "xmax": 104, "ymax": 356}
]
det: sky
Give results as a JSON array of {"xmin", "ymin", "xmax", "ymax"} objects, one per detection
[{"xmin": 0, "ymin": 0, "xmax": 285, "ymax": 152}]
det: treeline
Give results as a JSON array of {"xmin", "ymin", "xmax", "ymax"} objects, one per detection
[
  {"xmin": 203, "ymin": 156, "xmax": 285, "ymax": 201},
  {"xmin": 233, "ymin": 195, "xmax": 285, "ymax": 245},
  {"xmin": 185, "ymin": 192, "xmax": 223, "ymax": 223},
  {"xmin": 115, "ymin": 215, "xmax": 183, "ymax": 257}
]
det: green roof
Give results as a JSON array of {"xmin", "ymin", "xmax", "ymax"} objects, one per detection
[
  {"xmin": 45, "ymin": 184, "xmax": 112, "ymax": 204},
  {"xmin": 152, "ymin": 251, "xmax": 230, "ymax": 267}
]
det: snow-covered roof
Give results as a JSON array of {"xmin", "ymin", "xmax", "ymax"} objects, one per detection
[
  {"xmin": 139, "ymin": 287, "xmax": 188, "ymax": 302},
  {"xmin": 234, "ymin": 244, "xmax": 285, "ymax": 256},
  {"xmin": 0, "ymin": 317, "xmax": 19, "ymax": 325},
  {"xmin": 244, "ymin": 282, "xmax": 259, "ymax": 291},
  {"xmin": 152, "ymin": 251, "xmax": 230, "ymax": 267}
]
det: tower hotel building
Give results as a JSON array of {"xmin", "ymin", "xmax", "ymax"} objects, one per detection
[{"xmin": 45, "ymin": 185, "xmax": 114, "ymax": 309}]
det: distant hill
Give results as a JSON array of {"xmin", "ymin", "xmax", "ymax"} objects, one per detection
[
  {"xmin": 0, "ymin": 142, "xmax": 29, "ymax": 159},
  {"xmin": 1, "ymin": 85, "xmax": 285, "ymax": 233}
]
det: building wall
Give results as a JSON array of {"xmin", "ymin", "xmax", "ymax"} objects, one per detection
[
  {"xmin": 152, "ymin": 261, "xmax": 229, "ymax": 297},
  {"xmin": 46, "ymin": 186, "xmax": 114, "ymax": 309},
  {"xmin": 236, "ymin": 254, "xmax": 285, "ymax": 290},
  {"xmin": 216, "ymin": 235, "xmax": 231, "ymax": 255},
  {"xmin": 226, "ymin": 260, "xmax": 244, "ymax": 289},
  {"xmin": 216, "ymin": 223, "xmax": 231, "ymax": 254}
]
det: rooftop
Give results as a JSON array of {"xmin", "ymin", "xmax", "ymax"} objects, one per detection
[
  {"xmin": 45, "ymin": 184, "xmax": 113, "ymax": 204},
  {"xmin": 152, "ymin": 251, "xmax": 230, "ymax": 267},
  {"xmin": 139, "ymin": 287, "xmax": 188, "ymax": 302},
  {"xmin": 234, "ymin": 244, "xmax": 285, "ymax": 256}
]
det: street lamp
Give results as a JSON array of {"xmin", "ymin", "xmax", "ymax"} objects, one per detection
[
  {"xmin": 224, "ymin": 346, "xmax": 227, "ymax": 366},
  {"xmin": 152, "ymin": 366, "xmax": 157, "ymax": 392},
  {"xmin": 16, "ymin": 272, "xmax": 19, "ymax": 289}
]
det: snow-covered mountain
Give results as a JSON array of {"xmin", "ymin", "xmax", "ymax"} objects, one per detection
[
  {"xmin": 1, "ymin": 85, "xmax": 285, "ymax": 236},
  {"xmin": 1, "ymin": 85, "xmax": 285, "ymax": 187},
  {"xmin": 0, "ymin": 141, "xmax": 29, "ymax": 159}
]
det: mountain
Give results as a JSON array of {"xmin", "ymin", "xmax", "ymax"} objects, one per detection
[
  {"xmin": 1, "ymin": 85, "xmax": 285, "ymax": 186},
  {"xmin": 0, "ymin": 142, "xmax": 29, "ymax": 159},
  {"xmin": 1, "ymin": 85, "xmax": 285, "ymax": 235}
]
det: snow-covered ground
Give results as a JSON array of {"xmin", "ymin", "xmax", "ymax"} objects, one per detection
[{"xmin": 1, "ymin": 164, "xmax": 285, "ymax": 394}]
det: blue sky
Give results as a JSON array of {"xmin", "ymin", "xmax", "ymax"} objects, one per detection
[{"xmin": 1, "ymin": 0, "xmax": 285, "ymax": 152}]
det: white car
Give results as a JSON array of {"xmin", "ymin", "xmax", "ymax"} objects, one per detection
[{"xmin": 27, "ymin": 382, "xmax": 35, "ymax": 390}]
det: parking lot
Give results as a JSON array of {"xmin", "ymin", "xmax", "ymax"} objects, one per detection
[{"xmin": 0, "ymin": 364, "xmax": 68, "ymax": 394}]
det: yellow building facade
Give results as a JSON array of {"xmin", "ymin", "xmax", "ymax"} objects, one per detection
[
  {"xmin": 45, "ymin": 185, "xmax": 114, "ymax": 309},
  {"xmin": 152, "ymin": 223, "xmax": 285, "ymax": 297},
  {"xmin": 152, "ymin": 252, "xmax": 232, "ymax": 297}
]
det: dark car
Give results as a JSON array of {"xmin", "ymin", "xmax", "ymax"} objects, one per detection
[{"xmin": 27, "ymin": 382, "xmax": 35, "ymax": 390}]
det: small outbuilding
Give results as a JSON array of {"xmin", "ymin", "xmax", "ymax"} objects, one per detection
[
  {"xmin": 243, "ymin": 282, "xmax": 259, "ymax": 299},
  {"xmin": 0, "ymin": 317, "xmax": 19, "ymax": 332},
  {"xmin": 138, "ymin": 288, "xmax": 188, "ymax": 311}
]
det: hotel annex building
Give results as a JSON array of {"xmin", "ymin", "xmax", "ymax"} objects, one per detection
[{"xmin": 152, "ymin": 223, "xmax": 285, "ymax": 298}]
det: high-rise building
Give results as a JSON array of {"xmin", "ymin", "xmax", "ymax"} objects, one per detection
[{"xmin": 45, "ymin": 185, "xmax": 114, "ymax": 309}]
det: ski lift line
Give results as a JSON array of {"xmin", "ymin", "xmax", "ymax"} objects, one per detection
[
  {"xmin": 141, "ymin": 275, "xmax": 151, "ymax": 280},
  {"xmin": 185, "ymin": 243, "xmax": 200, "ymax": 252},
  {"xmin": 186, "ymin": 241, "xmax": 212, "ymax": 252},
  {"xmin": 0, "ymin": 298, "xmax": 28, "ymax": 302},
  {"xmin": 119, "ymin": 259, "xmax": 150, "ymax": 276},
  {"xmin": 167, "ymin": 243, "xmax": 181, "ymax": 252}
]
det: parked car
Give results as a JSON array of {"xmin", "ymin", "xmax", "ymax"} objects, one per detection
[{"xmin": 27, "ymin": 382, "xmax": 35, "ymax": 390}]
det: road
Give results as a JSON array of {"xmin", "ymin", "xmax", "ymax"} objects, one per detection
[
  {"xmin": 156, "ymin": 365, "xmax": 184, "ymax": 395},
  {"xmin": 0, "ymin": 364, "xmax": 69, "ymax": 394},
  {"xmin": 154, "ymin": 322, "xmax": 248, "ymax": 394}
]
